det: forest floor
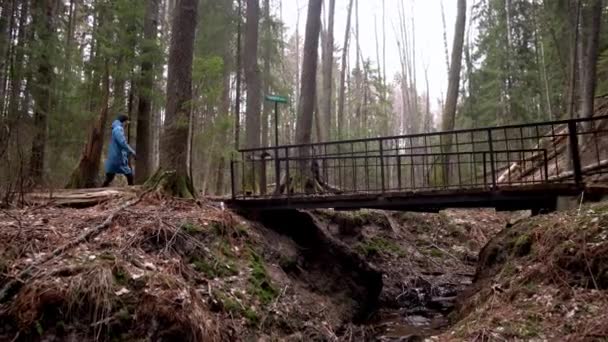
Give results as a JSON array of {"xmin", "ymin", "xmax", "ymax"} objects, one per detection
[{"xmin": 0, "ymin": 190, "xmax": 606, "ymax": 341}]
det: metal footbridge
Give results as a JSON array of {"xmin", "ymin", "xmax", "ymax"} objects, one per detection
[{"xmin": 227, "ymin": 116, "xmax": 608, "ymax": 212}]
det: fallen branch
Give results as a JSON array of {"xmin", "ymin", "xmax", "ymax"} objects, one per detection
[
  {"xmin": 0, "ymin": 190, "xmax": 146, "ymax": 303},
  {"xmin": 548, "ymin": 159, "xmax": 608, "ymax": 182}
]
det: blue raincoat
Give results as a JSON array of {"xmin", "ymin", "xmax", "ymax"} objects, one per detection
[{"xmin": 105, "ymin": 120, "xmax": 136, "ymax": 175}]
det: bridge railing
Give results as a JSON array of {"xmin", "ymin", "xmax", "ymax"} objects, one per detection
[{"xmin": 230, "ymin": 115, "xmax": 608, "ymax": 199}]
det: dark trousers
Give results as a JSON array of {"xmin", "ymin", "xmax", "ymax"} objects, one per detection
[{"xmin": 102, "ymin": 173, "xmax": 134, "ymax": 187}]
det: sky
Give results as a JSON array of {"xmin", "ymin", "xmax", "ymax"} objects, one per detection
[{"xmin": 280, "ymin": 0, "xmax": 466, "ymax": 111}]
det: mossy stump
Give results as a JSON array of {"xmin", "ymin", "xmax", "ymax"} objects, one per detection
[{"xmin": 144, "ymin": 169, "xmax": 195, "ymax": 199}]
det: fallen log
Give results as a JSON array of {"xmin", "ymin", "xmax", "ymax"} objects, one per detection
[
  {"xmin": 24, "ymin": 187, "xmax": 138, "ymax": 207},
  {"xmin": 548, "ymin": 159, "xmax": 608, "ymax": 182}
]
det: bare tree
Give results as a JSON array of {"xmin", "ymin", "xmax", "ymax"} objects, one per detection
[
  {"xmin": 567, "ymin": 0, "xmax": 581, "ymax": 119},
  {"xmin": 441, "ymin": 0, "xmax": 466, "ymax": 184},
  {"xmin": 234, "ymin": 0, "xmax": 242, "ymax": 150},
  {"xmin": 320, "ymin": 0, "xmax": 336, "ymax": 142},
  {"xmin": 337, "ymin": 0, "xmax": 354, "ymax": 139},
  {"xmin": 581, "ymin": 0, "xmax": 603, "ymax": 119}
]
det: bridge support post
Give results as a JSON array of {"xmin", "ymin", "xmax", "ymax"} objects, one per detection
[
  {"xmin": 487, "ymin": 129, "xmax": 497, "ymax": 190},
  {"xmin": 567, "ymin": 121, "xmax": 583, "ymax": 187}
]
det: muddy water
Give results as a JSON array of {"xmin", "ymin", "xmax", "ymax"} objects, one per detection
[
  {"xmin": 372, "ymin": 276, "xmax": 473, "ymax": 341},
  {"xmin": 377, "ymin": 314, "xmax": 448, "ymax": 340}
]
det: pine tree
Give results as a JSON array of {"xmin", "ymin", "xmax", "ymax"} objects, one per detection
[
  {"xmin": 135, "ymin": 0, "xmax": 160, "ymax": 184},
  {"xmin": 155, "ymin": 0, "xmax": 199, "ymax": 198}
]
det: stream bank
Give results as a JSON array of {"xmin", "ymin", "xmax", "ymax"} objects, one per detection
[
  {"xmin": 244, "ymin": 207, "xmax": 509, "ymax": 340},
  {"xmin": 0, "ymin": 196, "xmax": 511, "ymax": 341}
]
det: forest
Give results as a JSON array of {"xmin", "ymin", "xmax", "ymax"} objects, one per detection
[
  {"xmin": 0, "ymin": 0, "xmax": 604, "ymax": 198},
  {"xmin": 1, "ymin": 1, "xmax": 608, "ymax": 341}
]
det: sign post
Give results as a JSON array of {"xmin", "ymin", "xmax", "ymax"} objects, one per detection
[{"xmin": 265, "ymin": 95, "xmax": 288, "ymax": 194}]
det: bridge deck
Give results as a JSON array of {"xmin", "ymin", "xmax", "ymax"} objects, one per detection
[
  {"xmin": 228, "ymin": 116, "xmax": 608, "ymax": 212},
  {"xmin": 227, "ymin": 184, "xmax": 608, "ymax": 212}
]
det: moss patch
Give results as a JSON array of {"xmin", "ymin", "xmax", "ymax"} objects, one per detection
[
  {"xmin": 356, "ymin": 237, "xmax": 405, "ymax": 257},
  {"xmin": 190, "ymin": 256, "xmax": 237, "ymax": 279},
  {"xmin": 248, "ymin": 251, "xmax": 278, "ymax": 305}
]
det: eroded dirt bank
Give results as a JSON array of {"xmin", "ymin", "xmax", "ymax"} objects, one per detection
[{"xmin": 3, "ymin": 195, "xmax": 605, "ymax": 341}]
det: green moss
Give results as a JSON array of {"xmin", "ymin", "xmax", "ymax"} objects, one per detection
[
  {"xmin": 112, "ymin": 266, "xmax": 129, "ymax": 286},
  {"xmin": 35, "ymin": 321, "xmax": 44, "ymax": 336},
  {"xmin": 244, "ymin": 307, "xmax": 259, "ymax": 326},
  {"xmin": 214, "ymin": 290, "xmax": 259, "ymax": 326},
  {"xmin": 501, "ymin": 262, "xmax": 516, "ymax": 277},
  {"xmin": 115, "ymin": 308, "xmax": 132, "ymax": 323},
  {"xmin": 356, "ymin": 237, "xmax": 405, "ymax": 257},
  {"xmin": 219, "ymin": 240, "xmax": 236, "ymax": 259},
  {"xmin": 235, "ymin": 224, "xmax": 250, "ymax": 237},
  {"xmin": 429, "ymin": 247, "xmax": 444, "ymax": 258},
  {"xmin": 279, "ymin": 255, "xmax": 298, "ymax": 272},
  {"xmin": 190, "ymin": 256, "xmax": 237, "ymax": 278},
  {"xmin": 181, "ymin": 222, "xmax": 204, "ymax": 234},
  {"xmin": 99, "ymin": 252, "xmax": 116, "ymax": 261},
  {"xmin": 513, "ymin": 234, "xmax": 532, "ymax": 257},
  {"xmin": 519, "ymin": 317, "xmax": 541, "ymax": 338},
  {"xmin": 248, "ymin": 251, "xmax": 278, "ymax": 304}
]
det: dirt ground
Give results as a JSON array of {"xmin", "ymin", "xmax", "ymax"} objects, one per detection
[{"xmin": 1, "ymin": 192, "xmax": 606, "ymax": 341}]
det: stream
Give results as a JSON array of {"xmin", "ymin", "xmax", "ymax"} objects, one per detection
[{"xmin": 372, "ymin": 273, "xmax": 474, "ymax": 340}]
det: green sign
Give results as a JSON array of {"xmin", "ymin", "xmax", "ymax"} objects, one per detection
[{"xmin": 265, "ymin": 95, "xmax": 288, "ymax": 103}]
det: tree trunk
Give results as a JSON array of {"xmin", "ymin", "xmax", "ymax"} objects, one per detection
[
  {"xmin": 244, "ymin": 0, "xmax": 262, "ymax": 192},
  {"xmin": 156, "ymin": 0, "xmax": 198, "ymax": 198},
  {"xmin": 259, "ymin": 0, "xmax": 272, "ymax": 193},
  {"xmin": 581, "ymin": 0, "xmax": 602, "ymax": 120},
  {"xmin": 215, "ymin": 49, "xmax": 233, "ymax": 195},
  {"xmin": 135, "ymin": 0, "xmax": 160, "ymax": 184},
  {"xmin": 337, "ymin": 0, "xmax": 354, "ymax": 139},
  {"xmin": 321, "ymin": 0, "xmax": 335, "ymax": 142},
  {"xmin": 295, "ymin": 0, "xmax": 322, "ymax": 145},
  {"xmin": 567, "ymin": 0, "xmax": 581, "ymax": 119},
  {"xmin": 441, "ymin": 0, "xmax": 466, "ymax": 185},
  {"xmin": 29, "ymin": 0, "xmax": 57, "ymax": 185},
  {"xmin": 233, "ymin": 0, "xmax": 242, "ymax": 195},
  {"xmin": 440, "ymin": 0, "xmax": 450, "ymax": 76},
  {"xmin": 8, "ymin": 0, "xmax": 27, "ymax": 128},
  {"xmin": 66, "ymin": 63, "xmax": 110, "ymax": 189},
  {"xmin": 244, "ymin": 0, "xmax": 261, "ymax": 150},
  {"xmin": 0, "ymin": 0, "xmax": 13, "ymax": 117},
  {"xmin": 293, "ymin": 0, "xmax": 322, "ymax": 192}
]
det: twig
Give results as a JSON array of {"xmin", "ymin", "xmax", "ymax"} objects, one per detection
[
  {"xmin": 577, "ymin": 191, "xmax": 585, "ymax": 217},
  {"xmin": 429, "ymin": 241, "xmax": 461, "ymax": 263}
]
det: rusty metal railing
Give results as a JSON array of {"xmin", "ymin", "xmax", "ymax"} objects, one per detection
[{"xmin": 230, "ymin": 115, "xmax": 608, "ymax": 200}]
